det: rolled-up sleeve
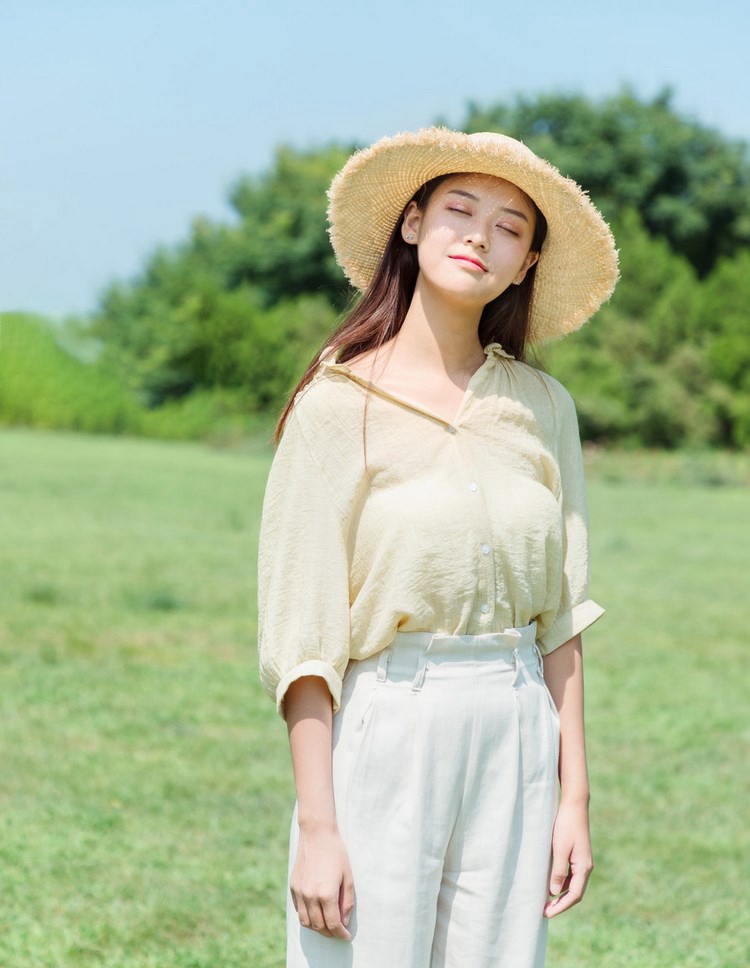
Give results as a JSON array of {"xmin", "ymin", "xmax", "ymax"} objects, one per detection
[
  {"xmin": 257, "ymin": 405, "xmax": 352, "ymax": 719},
  {"xmin": 537, "ymin": 388, "xmax": 605, "ymax": 654}
]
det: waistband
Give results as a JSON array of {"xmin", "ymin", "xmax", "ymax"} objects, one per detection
[
  {"xmin": 390, "ymin": 620, "xmax": 538, "ymax": 657},
  {"xmin": 371, "ymin": 621, "xmax": 542, "ymax": 691}
]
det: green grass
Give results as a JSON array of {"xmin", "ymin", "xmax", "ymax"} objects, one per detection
[
  {"xmin": 0, "ymin": 427, "xmax": 748, "ymax": 967},
  {"xmin": 0, "ymin": 426, "xmax": 289, "ymax": 966}
]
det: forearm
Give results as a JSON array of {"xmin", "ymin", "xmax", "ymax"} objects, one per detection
[
  {"xmin": 542, "ymin": 633, "xmax": 590, "ymax": 805},
  {"xmin": 285, "ymin": 675, "xmax": 338, "ymax": 831}
]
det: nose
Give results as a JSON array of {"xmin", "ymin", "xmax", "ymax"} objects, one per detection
[{"xmin": 463, "ymin": 220, "xmax": 489, "ymax": 250}]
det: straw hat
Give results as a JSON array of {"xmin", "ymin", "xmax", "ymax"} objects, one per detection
[{"xmin": 327, "ymin": 127, "xmax": 619, "ymax": 344}]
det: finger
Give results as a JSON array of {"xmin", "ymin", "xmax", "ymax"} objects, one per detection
[
  {"xmin": 307, "ymin": 897, "xmax": 334, "ymax": 936},
  {"xmin": 543, "ymin": 872, "xmax": 571, "ymax": 919},
  {"xmin": 544, "ymin": 892, "xmax": 571, "ymax": 918},
  {"xmin": 549, "ymin": 857, "xmax": 569, "ymax": 897},
  {"xmin": 322, "ymin": 892, "xmax": 351, "ymax": 940},
  {"xmin": 295, "ymin": 893, "xmax": 314, "ymax": 931},
  {"xmin": 294, "ymin": 890, "xmax": 331, "ymax": 936},
  {"xmin": 340, "ymin": 872, "xmax": 355, "ymax": 930},
  {"xmin": 565, "ymin": 865, "xmax": 590, "ymax": 907},
  {"xmin": 544, "ymin": 864, "xmax": 592, "ymax": 919},
  {"xmin": 545, "ymin": 887, "xmax": 581, "ymax": 917}
]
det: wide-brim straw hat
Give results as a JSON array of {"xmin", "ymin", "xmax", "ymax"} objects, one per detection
[{"xmin": 327, "ymin": 127, "xmax": 619, "ymax": 344}]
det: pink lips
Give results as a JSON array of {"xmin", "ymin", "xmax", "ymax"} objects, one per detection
[{"xmin": 449, "ymin": 255, "xmax": 487, "ymax": 272}]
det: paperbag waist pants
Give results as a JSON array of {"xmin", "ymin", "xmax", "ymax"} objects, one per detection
[{"xmin": 286, "ymin": 621, "xmax": 560, "ymax": 968}]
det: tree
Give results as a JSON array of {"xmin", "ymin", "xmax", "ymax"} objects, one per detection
[
  {"xmin": 222, "ymin": 143, "xmax": 354, "ymax": 307},
  {"xmin": 696, "ymin": 250, "xmax": 750, "ymax": 446},
  {"xmin": 79, "ymin": 90, "xmax": 750, "ymax": 446},
  {"xmin": 459, "ymin": 89, "xmax": 750, "ymax": 275},
  {"xmin": 545, "ymin": 210, "xmax": 723, "ymax": 447},
  {"xmin": 86, "ymin": 142, "xmax": 352, "ymax": 407}
]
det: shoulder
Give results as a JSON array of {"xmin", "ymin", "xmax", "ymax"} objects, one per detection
[
  {"xmin": 289, "ymin": 367, "xmax": 363, "ymax": 424},
  {"xmin": 490, "ymin": 358, "xmax": 580, "ymax": 443},
  {"xmin": 271, "ymin": 368, "xmax": 366, "ymax": 507},
  {"xmin": 520, "ymin": 364, "xmax": 578, "ymax": 419},
  {"xmin": 278, "ymin": 367, "xmax": 366, "ymax": 460}
]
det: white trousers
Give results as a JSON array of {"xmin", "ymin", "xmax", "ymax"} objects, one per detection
[{"xmin": 286, "ymin": 622, "xmax": 560, "ymax": 968}]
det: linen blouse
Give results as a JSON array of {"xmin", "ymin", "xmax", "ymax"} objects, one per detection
[{"xmin": 257, "ymin": 341, "xmax": 604, "ymax": 719}]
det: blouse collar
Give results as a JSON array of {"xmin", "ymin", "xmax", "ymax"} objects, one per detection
[{"xmin": 483, "ymin": 342, "xmax": 515, "ymax": 361}]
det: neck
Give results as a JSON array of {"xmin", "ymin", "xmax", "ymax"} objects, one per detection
[{"xmin": 395, "ymin": 279, "xmax": 485, "ymax": 374}]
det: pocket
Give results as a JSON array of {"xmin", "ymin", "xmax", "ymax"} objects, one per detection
[
  {"xmin": 533, "ymin": 664, "xmax": 561, "ymax": 737},
  {"xmin": 545, "ymin": 683, "xmax": 561, "ymax": 731},
  {"xmin": 540, "ymin": 681, "xmax": 561, "ymax": 767},
  {"xmin": 339, "ymin": 655, "xmax": 375, "ymax": 717},
  {"xmin": 331, "ymin": 672, "xmax": 382, "ymax": 833},
  {"xmin": 332, "ymin": 665, "xmax": 380, "ymax": 755},
  {"xmin": 341, "ymin": 656, "xmax": 359, "ymax": 685}
]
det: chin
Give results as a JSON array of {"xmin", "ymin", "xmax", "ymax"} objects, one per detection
[{"xmin": 439, "ymin": 290, "xmax": 491, "ymax": 314}]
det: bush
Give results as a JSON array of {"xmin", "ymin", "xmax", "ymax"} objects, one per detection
[{"xmin": 0, "ymin": 313, "xmax": 143, "ymax": 434}]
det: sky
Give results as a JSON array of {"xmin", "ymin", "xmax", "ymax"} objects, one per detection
[{"xmin": 2, "ymin": 0, "xmax": 749, "ymax": 320}]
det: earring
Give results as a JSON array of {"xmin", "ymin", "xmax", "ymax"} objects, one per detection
[{"xmin": 405, "ymin": 234, "xmax": 414, "ymax": 241}]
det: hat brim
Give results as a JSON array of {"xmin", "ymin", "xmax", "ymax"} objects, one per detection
[{"xmin": 327, "ymin": 127, "xmax": 619, "ymax": 344}]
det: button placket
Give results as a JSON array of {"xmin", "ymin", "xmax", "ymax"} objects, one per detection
[
  {"xmin": 451, "ymin": 436, "xmax": 496, "ymax": 625},
  {"xmin": 471, "ymin": 486, "xmax": 494, "ymax": 621}
]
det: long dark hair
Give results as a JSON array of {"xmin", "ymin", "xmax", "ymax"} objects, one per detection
[{"xmin": 273, "ymin": 173, "xmax": 547, "ymax": 445}]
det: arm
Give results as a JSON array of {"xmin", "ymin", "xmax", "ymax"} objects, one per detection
[
  {"xmin": 542, "ymin": 632, "xmax": 594, "ymax": 918},
  {"xmin": 285, "ymin": 675, "xmax": 354, "ymax": 940}
]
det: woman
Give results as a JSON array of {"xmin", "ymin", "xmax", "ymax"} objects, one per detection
[{"xmin": 257, "ymin": 127, "xmax": 619, "ymax": 968}]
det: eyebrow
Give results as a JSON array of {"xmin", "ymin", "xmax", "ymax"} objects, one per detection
[{"xmin": 446, "ymin": 188, "xmax": 529, "ymax": 222}]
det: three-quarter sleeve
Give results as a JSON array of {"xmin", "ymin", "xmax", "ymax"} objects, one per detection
[
  {"xmin": 257, "ymin": 404, "xmax": 352, "ymax": 719},
  {"xmin": 536, "ymin": 387, "xmax": 605, "ymax": 654}
]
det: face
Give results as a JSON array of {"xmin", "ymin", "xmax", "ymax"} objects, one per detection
[{"xmin": 401, "ymin": 173, "xmax": 540, "ymax": 310}]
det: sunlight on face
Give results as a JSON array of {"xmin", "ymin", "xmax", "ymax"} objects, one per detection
[
  {"xmin": 431, "ymin": 173, "xmax": 538, "ymax": 242},
  {"xmin": 403, "ymin": 173, "xmax": 540, "ymax": 309}
]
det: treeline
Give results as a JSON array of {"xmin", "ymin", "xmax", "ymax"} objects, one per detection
[
  {"xmin": 0, "ymin": 313, "xmax": 268, "ymax": 440},
  {"xmin": 14, "ymin": 89, "xmax": 750, "ymax": 446}
]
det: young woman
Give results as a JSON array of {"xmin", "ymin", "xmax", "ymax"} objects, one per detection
[{"xmin": 257, "ymin": 127, "xmax": 619, "ymax": 968}]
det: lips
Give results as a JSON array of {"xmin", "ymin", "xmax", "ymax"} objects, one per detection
[{"xmin": 449, "ymin": 254, "xmax": 487, "ymax": 272}]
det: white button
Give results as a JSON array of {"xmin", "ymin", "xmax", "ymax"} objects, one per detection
[
  {"xmin": 447, "ymin": 425, "xmax": 457, "ymax": 435},
  {"xmin": 468, "ymin": 481, "xmax": 478, "ymax": 491},
  {"xmin": 480, "ymin": 543, "xmax": 490, "ymax": 555},
  {"xmin": 480, "ymin": 603, "xmax": 490, "ymax": 614}
]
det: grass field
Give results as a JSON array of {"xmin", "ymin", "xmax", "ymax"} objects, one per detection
[{"xmin": 0, "ymin": 426, "xmax": 748, "ymax": 967}]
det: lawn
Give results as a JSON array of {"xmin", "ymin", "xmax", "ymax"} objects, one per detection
[{"xmin": 0, "ymin": 426, "xmax": 747, "ymax": 967}]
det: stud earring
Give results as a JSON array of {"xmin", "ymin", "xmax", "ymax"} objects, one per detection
[{"xmin": 405, "ymin": 234, "xmax": 414, "ymax": 241}]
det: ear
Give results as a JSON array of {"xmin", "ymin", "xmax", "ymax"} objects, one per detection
[
  {"xmin": 513, "ymin": 250, "xmax": 540, "ymax": 285},
  {"xmin": 401, "ymin": 200, "xmax": 422, "ymax": 244}
]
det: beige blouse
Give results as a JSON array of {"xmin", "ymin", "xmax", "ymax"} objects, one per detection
[{"xmin": 257, "ymin": 342, "xmax": 604, "ymax": 718}]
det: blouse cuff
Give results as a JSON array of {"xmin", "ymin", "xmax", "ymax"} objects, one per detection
[
  {"xmin": 275, "ymin": 659, "xmax": 344, "ymax": 720},
  {"xmin": 537, "ymin": 599, "xmax": 606, "ymax": 655}
]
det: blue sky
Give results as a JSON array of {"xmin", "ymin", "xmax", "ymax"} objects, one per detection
[{"xmin": 2, "ymin": 0, "xmax": 748, "ymax": 319}]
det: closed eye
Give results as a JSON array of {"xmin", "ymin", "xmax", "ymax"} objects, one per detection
[
  {"xmin": 497, "ymin": 223, "xmax": 520, "ymax": 236},
  {"xmin": 447, "ymin": 206, "xmax": 471, "ymax": 215}
]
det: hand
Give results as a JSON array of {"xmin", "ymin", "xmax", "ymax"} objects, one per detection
[
  {"xmin": 290, "ymin": 825, "xmax": 355, "ymax": 940},
  {"xmin": 543, "ymin": 800, "xmax": 594, "ymax": 918}
]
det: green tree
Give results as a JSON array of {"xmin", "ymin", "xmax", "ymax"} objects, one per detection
[
  {"xmin": 78, "ymin": 90, "xmax": 750, "ymax": 447},
  {"xmin": 546, "ymin": 210, "xmax": 724, "ymax": 447},
  {"xmin": 222, "ymin": 143, "xmax": 353, "ymax": 307},
  {"xmin": 86, "ymin": 143, "xmax": 351, "ymax": 408},
  {"xmin": 696, "ymin": 250, "xmax": 750, "ymax": 446},
  {"xmin": 0, "ymin": 313, "xmax": 142, "ymax": 433},
  {"xmin": 90, "ymin": 274, "xmax": 337, "ymax": 411},
  {"xmin": 459, "ymin": 89, "xmax": 750, "ymax": 275}
]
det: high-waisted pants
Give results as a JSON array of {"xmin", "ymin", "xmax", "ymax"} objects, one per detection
[{"xmin": 286, "ymin": 621, "xmax": 560, "ymax": 968}]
